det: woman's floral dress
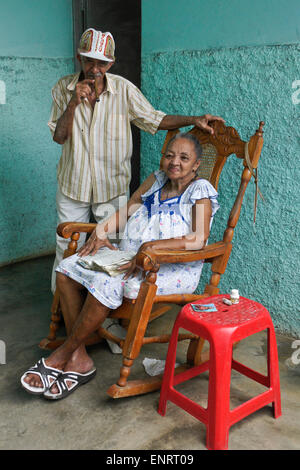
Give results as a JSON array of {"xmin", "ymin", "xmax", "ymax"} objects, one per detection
[{"xmin": 56, "ymin": 170, "xmax": 219, "ymax": 309}]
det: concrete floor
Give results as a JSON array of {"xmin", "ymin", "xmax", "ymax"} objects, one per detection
[{"xmin": 0, "ymin": 255, "xmax": 299, "ymax": 451}]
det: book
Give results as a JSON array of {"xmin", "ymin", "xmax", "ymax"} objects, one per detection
[{"xmin": 77, "ymin": 247, "xmax": 136, "ymax": 277}]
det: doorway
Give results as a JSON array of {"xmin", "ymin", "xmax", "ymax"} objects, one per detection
[{"xmin": 72, "ymin": 0, "xmax": 141, "ymax": 194}]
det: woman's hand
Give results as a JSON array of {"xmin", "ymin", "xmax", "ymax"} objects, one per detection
[
  {"xmin": 118, "ymin": 243, "xmax": 153, "ymax": 280},
  {"xmin": 118, "ymin": 256, "xmax": 144, "ymax": 280},
  {"xmin": 78, "ymin": 229, "xmax": 117, "ymax": 257},
  {"xmin": 118, "ymin": 257, "xmax": 138, "ymax": 280}
]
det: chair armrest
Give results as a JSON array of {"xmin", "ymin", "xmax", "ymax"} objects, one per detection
[
  {"xmin": 57, "ymin": 222, "xmax": 97, "ymax": 239},
  {"xmin": 136, "ymin": 241, "xmax": 228, "ymax": 271},
  {"xmin": 56, "ymin": 223, "xmax": 228, "ymax": 272}
]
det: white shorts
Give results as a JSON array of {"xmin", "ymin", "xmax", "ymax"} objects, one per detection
[{"xmin": 51, "ymin": 186, "xmax": 128, "ymax": 293}]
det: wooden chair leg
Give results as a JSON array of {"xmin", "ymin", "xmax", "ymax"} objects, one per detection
[
  {"xmin": 107, "ymin": 273, "xmax": 158, "ymax": 398},
  {"xmin": 106, "ymin": 276, "xmax": 197, "ymax": 398},
  {"xmin": 39, "ymin": 238, "xmax": 80, "ymax": 350},
  {"xmin": 187, "ymin": 337, "xmax": 207, "ymax": 365},
  {"xmin": 39, "ymin": 290, "xmax": 64, "ymax": 349},
  {"xmin": 204, "ymin": 244, "xmax": 232, "ymax": 296}
]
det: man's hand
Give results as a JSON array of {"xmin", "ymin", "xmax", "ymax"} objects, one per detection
[
  {"xmin": 53, "ymin": 78, "xmax": 96, "ymax": 144},
  {"xmin": 78, "ymin": 228, "xmax": 117, "ymax": 257},
  {"xmin": 194, "ymin": 114, "xmax": 225, "ymax": 135},
  {"xmin": 158, "ymin": 114, "xmax": 225, "ymax": 133},
  {"xmin": 71, "ymin": 79, "xmax": 95, "ymax": 105}
]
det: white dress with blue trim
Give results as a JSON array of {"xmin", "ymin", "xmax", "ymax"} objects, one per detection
[{"xmin": 56, "ymin": 170, "xmax": 219, "ymax": 309}]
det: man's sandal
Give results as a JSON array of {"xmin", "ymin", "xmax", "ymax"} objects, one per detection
[
  {"xmin": 43, "ymin": 368, "xmax": 97, "ymax": 400},
  {"xmin": 20, "ymin": 358, "xmax": 63, "ymax": 395}
]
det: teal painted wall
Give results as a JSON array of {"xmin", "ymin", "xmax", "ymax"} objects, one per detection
[
  {"xmin": 141, "ymin": 1, "xmax": 300, "ymax": 336},
  {"xmin": 0, "ymin": 0, "xmax": 73, "ymax": 57},
  {"xmin": 0, "ymin": 1, "xmax": 74, "ymax": 265},
  {"xmin": 142, "ymin": 0, "xmax": 300, "ymax": 52}
]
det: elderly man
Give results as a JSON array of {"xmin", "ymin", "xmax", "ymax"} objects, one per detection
[{"xmin": 48, "ymin": 28, "xmax": 223, "ymax": 292}]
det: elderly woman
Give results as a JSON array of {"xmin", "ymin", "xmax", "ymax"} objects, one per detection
[{"xmin": 21, "ymin": 132, "xmax": 219, "ymax": 400}]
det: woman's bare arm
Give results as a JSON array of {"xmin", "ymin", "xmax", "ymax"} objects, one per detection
[
  {"xmin": 78, "ymin": 172, "xmax": 157, "ymax": 256},
  {"xmin": 140, "ymin": 198, "xmax": 212, "ymax": 251},
  {"xmin": 121, "ymin": 198, "xmax": 212, "ymax": 279},
  {"xmin": 96, "ymin": 172, "xmax": 156, "ymax": 238}
]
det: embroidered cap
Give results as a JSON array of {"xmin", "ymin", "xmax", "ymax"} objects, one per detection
[{"xmin": 78, "ymin": 28, "xmax": 115, "ymax": 62}]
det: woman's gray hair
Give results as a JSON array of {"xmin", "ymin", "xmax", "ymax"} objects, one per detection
[{"xmin": 164, "ymin": 132, "xmax": 203, "ymax": 161}]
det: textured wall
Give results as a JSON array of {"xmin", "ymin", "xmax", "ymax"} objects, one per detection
[
  {"xmin": 141, "ymin": 45, "xmax": 300, "ymax": 336},
  {"xmin": 0, "ymin": 57, "xmax": 74, "ymax": 265},
  {"xmin": 0, "ymin": 0, "xmax": 73, "ymax": 265}
]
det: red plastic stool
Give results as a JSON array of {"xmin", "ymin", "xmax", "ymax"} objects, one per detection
[{"xmin": 158, "ymin": 295, "xmax": 281, "ymax": 450}]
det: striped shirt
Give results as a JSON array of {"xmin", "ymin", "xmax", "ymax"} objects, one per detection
[{"xmin": 48, "ymin": 72, "xmax": 166, "ymax": 203}]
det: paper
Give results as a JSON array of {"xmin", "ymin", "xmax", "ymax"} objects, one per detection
[
  {"xmin": 77, "ymin": 247, "xmax": 136, "ymax": 276},
  {"xmin": 102, "ymin": 318, "xmax": 127, "ymax": 354},
  {"xmin": 191, "ymin": 303, "xmax": 217, "ymax": 313},
  {"xmin": 142, "ymin": 358, "xmax": 180, "ymax": 376}
]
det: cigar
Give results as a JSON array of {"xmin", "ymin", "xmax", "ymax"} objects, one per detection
[{"xmin": 94, "ymin": 76, "xmax": 102, "ymax": 102}]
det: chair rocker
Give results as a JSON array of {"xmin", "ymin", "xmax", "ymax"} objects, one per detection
[{"xmin": 39, "ymin": 120, "xmax": 265, "ymax": 399}]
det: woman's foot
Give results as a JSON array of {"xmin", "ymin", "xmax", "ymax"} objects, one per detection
[
  {"xmin": 46, "ymin": 347, "xmax": 94, "ymax": 396},
  {"xmin": 20, "ymin": 357, "xmax": 65, "ymax": 395},
  {"xmin": 22, "ymin": 356, "xmax": 66, "ymax": 391},
  {"xmin": 22, "ymin": 341, "xmax": 79, "ymax": 391}
]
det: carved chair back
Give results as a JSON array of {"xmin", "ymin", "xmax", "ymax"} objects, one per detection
[
  {"xmin": 156, "ymin": 120, "xmax": 265, "ymax": 297},
  {"xmin": 161, "ymin": 120, "xmax": 263, "ymax": 190}
]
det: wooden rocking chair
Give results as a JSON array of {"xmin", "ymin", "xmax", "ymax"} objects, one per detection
[{"xmin": 39, "ymin": 120, "xmax": 265, "ymax": 398}]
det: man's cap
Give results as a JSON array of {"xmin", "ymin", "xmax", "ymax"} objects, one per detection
[{"xmin": 78, "ymin": 28, "xmax": 115, "ymax": 62}]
